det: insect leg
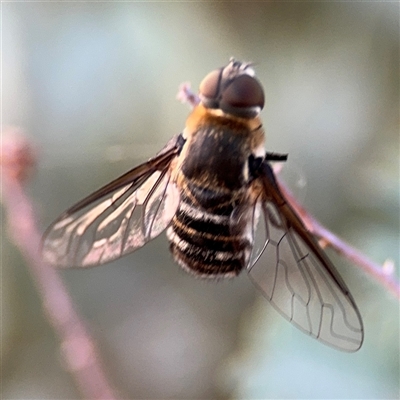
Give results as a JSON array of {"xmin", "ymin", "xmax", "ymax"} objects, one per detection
[{"xmin": 265, "ymin": 152, "xmax": 288, "ymax": 162}]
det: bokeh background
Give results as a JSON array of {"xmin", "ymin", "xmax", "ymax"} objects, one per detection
[{"xmin": 3, "ymin": 2, "xmax": 399, "ymax": 399}]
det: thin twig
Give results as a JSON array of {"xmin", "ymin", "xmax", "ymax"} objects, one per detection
[
  {"xmin": 1, "ymin": 129, "xmax": 118, "ymax": 399},
  {"xmin": 278, "ymin": 180, "xmax": 400, "ymax": 300},
  {"xmin": 177, "ymin": 84, "xmax": 400, "ymax": 300}
]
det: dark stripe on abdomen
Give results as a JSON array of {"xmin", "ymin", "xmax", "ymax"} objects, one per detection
[{"xmin": 166, "ymin": 182, "xmax": 250, "ymax": 278}]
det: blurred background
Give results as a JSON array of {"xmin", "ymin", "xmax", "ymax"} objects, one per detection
[{"xmin": 3, "ymin": 2, "xmax": 399, "ymax": 399}]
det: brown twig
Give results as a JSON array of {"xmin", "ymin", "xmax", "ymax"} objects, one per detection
[
  {"xmin": 278, "ymin": 180, "xmax": 400, "ymax": 300},
  {"xmin": 178, "ymin": 84, "xmax": 400, "ymax": 300},
  {"xmin": 1, "ymin": 128, "xmax": 118, "ymax": 399}
]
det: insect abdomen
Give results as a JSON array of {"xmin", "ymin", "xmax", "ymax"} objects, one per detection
[{"xmin": 166, "ymin": 180, "xmax": 250, "ymax": 278}]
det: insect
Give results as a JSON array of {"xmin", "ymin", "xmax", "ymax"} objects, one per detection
[{"xmin": 42, "ymin": 59, "xmax": 363, "ymax": 351}]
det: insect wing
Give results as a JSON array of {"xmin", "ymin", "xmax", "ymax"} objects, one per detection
[
  {"xmin": 42, "ymin": 139, "xmax": 181, "ymax": 268},
  {"xmin": 245, "ymin": 162, "xmax": 363, "ymax": 352}
]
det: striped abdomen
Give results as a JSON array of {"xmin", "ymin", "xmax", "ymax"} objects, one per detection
[{"xmin": 166, "ymin": 180, "xmax": 251, "ymax": 278}]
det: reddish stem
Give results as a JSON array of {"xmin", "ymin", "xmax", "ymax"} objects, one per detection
[
  {"xmin": 277, "ymin": 179, "xmax": 400, "ymax": 300},
  {"xmin": 1, "ymin": 130, "xmax": 118, "ymax": 399}
]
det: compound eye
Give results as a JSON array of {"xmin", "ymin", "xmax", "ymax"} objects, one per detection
[
  {"xmin": 199, "ymin": 70, "xmax": 221, "ymax": 99},
  {"xmin": 199, "ymin": 69, "xmax": 222, "ymax": 108},
  {"xmin": 221, "ymin": 75, "xmax": 264, "ymax": 110}
]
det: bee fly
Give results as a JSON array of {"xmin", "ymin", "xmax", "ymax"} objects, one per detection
[{"xmin": 42, "ymin": 59, "xmax": 363, "ymax": 351}]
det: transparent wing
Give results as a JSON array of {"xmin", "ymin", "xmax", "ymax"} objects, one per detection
[
  {"xmin": 42, "ymin": 136, "xmax": 182, "ymax": 268},
  {"xmin": 245, "ymin": 162, "xmax": 364, "ymax": 352}
]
